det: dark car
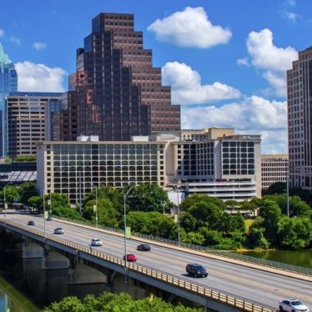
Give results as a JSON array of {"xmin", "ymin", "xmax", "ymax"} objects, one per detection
[
  {"xmin": 27, "ymin": 220, "xmax": 35, "ymax": 226},
  {"xmin": 137, "ymin": 243, "xmax": 151, "ymax": 251},
  {"xmin": 186, "ymin": 263, "xmax": 208, "ymax": 278},
  {"xmin": 53, "ymin": 227, "xmax": 64, "ymax": 234}
]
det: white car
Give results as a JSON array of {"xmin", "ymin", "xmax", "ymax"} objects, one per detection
[
  {"xmin": 279, "ymin": 299, "xmax": 310, "ymax": 312},
  {"xmin": 91, "ymin": 238, "xmax": 103, "ymax": 246}
]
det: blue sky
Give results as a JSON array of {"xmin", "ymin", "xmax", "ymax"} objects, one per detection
[{"xmin": 1, "ymin": 0, "xmax": 312, "ymax": 154}]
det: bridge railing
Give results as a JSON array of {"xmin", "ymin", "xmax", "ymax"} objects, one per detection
[
  {"xmin": 56, "ymin": 216, "xmax": 312, "ymax": 277},
  {"xmin": 2, "ymin": 219, "xmax": 273, "ymax": 312}
]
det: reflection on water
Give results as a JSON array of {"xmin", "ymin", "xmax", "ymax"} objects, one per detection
[
  {"xmin": 235, "ymin": 249, "xmax": 312, "ymax": 269},
  {"xmin": 0, "ymin": 270, "xmax": 39, "ymax": 312},
  {"xmin": 0, "ymin": 253, "xmax": 148, "ymax": 311}
]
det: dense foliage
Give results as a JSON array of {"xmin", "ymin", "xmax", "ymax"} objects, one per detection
[
  {"xmin": 42, "ymin": 292, "xmax": 201, "ymax": 312},
  {"xmin": 3, "ymin": 181, "xmax": 312, "ymax": 250}
]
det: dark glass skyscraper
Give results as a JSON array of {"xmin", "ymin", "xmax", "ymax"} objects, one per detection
[
  {"xmin": 0, "ymin": 43, "xmax": 17, "ymax": 156},
  {"xmin": 60, "ymin": 12, "xmax": 181, "ymax": 141}
]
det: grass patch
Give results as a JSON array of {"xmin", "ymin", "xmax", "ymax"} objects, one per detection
[{"xmin": 244, "ymin": 219, "xmax": 254, "ymax": 233}]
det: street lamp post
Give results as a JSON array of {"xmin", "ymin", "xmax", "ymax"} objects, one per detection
[
  {"xmin": 49, "ymin": 189, "xmax": 52, "ymax": 216},
  {"xmin": 174, "ymin": 186, "xmax": 181, "ymax": 246},
  {"xmin": 43, "ymin": 186, "xmax": 46, "ymax": 236},
  {"xmin": 92, "ymin": 184, "xmax": 98, "ymax": 228},
  {"xmin": 3, "ymin": 182, "xmax": 12, "ymax": 219},
  {"xmin": 123, "ymin": 184, "xmax": 135, "ymax": 283},
  {"xmin": 286, "ymin": 161, "xmax": 290, "ymax": 217}
]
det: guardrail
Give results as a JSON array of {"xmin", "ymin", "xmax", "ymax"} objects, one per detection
[
  {"xmin": 57, "ymin": 217, "xmax": 312, "ymax": 277},
  {"xmin": 1, "ymin": 219, "xmax": 273, "ymax": 312}
]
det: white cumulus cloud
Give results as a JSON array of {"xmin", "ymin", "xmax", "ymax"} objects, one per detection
[
  {"xmin": 147, "ymin": 7, "xmax": 232, "ymax": 48},
  {"xmin": 0, "ymin": 29, "xmax": 4, "ymax": 37},
  {"xmin": 33, "ymin": 42, "xmax": 47, "ymax": 50},
  {"xmin": 247, "ymin": 29, "xmax": 297, "ymax": 71},
  {"xmin": 180, "ymin": 96, "xmax": 287, "ymax": 153},
  {"xmin": 15, "ymin": 61, "xmax": 67, "ymax": 92},
  {"xmin": 162, "ymin": 61, "xmax": 241, "ymax": 104},
  {"xmin": 240, "ymin": 28, "xmax": 297, "ymax": 97}
]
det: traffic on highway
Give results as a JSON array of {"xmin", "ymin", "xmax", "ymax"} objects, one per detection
[{"xmin": 2, "ymin": 213, "xmax": 312, "ymax": 311}]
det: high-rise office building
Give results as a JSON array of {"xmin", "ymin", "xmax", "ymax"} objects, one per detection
[
  {"xmin": 59, "ymin": 12, "xmax": 181, "ymax": 141},
  {"xmin": 261, "ymin": 154, "xmax": 288, "ymax": 190},
  {"xmin": 0, "ymin": 43, "xmax": 17, "ymax": 157},
  {"xmin": 6, "ymin": 92, "xmax": 62, "ymax": 157},
  {"xmin": 287, "ymin": 46, "xmax": 312, "ymax": 189}
]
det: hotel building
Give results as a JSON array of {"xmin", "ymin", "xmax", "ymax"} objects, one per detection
[{"xmin": 37, "ymin": 128, "xmax": 262, "ymax": 206}]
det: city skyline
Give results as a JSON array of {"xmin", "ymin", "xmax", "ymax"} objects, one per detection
[{"xmin": 1, "ymin": 0, "xmax": 312, "ymax": 153}]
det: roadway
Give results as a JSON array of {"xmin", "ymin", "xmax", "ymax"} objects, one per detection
[{"xmin": 3, "ymin": 213, "xmax": 312, "ymax": 311}]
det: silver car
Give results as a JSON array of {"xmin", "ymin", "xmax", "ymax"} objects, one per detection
[
  {"xmin": 279, "ymin": 299, "xmax": 309, "ymax": 312},
  {"xmin": 91, "ymin": 238, "xmax": 103, "ymax": 246}
]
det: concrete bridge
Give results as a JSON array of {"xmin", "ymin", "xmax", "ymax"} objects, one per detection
[{"xmin": 1, "ymin": 215, "xmax": 310, "ymax": 312}]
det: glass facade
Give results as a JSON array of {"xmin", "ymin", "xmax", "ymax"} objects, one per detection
[
  {"xmin": 7, "ymin": 92, "xmax": 62, "ymax": 157},
  {"xmin": 60, "ymin": 13, "xmax": 181, "ymax": 142},
  {"xmin": 0, "ymin": 43, "xmax": 17, "ymax": 156}
]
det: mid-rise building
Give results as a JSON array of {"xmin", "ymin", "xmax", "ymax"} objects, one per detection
[
  {"xmin": 58, "ymin": 12, "xmax": 181, "ymax": 142},
  {"xmin": 37, "ymin": 128, "xmax": 261, "ymax": 206},
  {"xmin": 261, "ymin": 154, "xmax": 288, "ymax": 190},
  {"xmin": 6, "ymin": 92, "xmax": 62, "ymax": 157},
  {"xmin": 287, "ymin": 46, "xmax": 312, "ymax": 190},
  {"xmin": 0, "ymin": 43, "xmax": 17, "ymax": 157}
]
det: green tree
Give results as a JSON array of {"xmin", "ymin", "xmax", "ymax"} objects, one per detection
[
  {"xmin": 180, "ymin": 212, "xmax": 197, "ymax": 232},
  {"xmin": 129, "ymin": 183, "xmax": 171, "ymax": 213},
  {"xmin": 248, "ymin": 226, "xmax": 270, "ymax": 249},
  {"xmin": 225, "ymin": 199, "xmax": 240, "ymax": 213},
  {"xmin": 53, "ymin": 206, "xmax": 84, "ymax": 221},
  {"xmin": 84, "ymin": 186, "xmax": 124, "ymax": 214},
  {"xmin": 43, "ymin": 296, "xmax": 85, "ymax": 312},
  {"xmin": 277, "ymin": 217, "xmax": 312, "ymax": 249},
  {"xmin": 126, "ymin": 211, "xmax": 175, "ymax": 238},
  {"xmin": 259, "ymin": 199, "xmax": 282, "ymax": 245},
  {"xmin": 27, "ymin": 196, "xmax": 42, "ymax": 212},
  {"xmin": 181, "ymin": 194, "xmax": 227, "ymax": 212},
  {"xmin": 188, "ymin": 201, "xmax": 224, "ymax": 230},
  {"xmin": 42, "ymin": 292, "xmax": 202, "ymax": 312},
  {"xmin": 18, "ymin": 182, "xmax": 38, "ymax": 204},
  {"xmin": 47, "ymin": 193, "xmax": 71, "ymax": 212},
  {"xmin": 0, "ymin": 185, "xmax": 21, "ymax": 207},
  {"xmin": 262, "ymin": 182, "xmax": 286, "ymax": 196},
  {"xmin": 289, "ymin": 196, "xmax": 311, "ymax": 218},
  {"xmin": 83, "ymin": 197, "xmax": 118, "ymax": 227}
]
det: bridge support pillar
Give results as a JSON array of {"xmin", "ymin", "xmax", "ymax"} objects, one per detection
[
  {"xmin": 42, "ymin": 247, "xmax": 70, "ymax": 270},
  {"xmin": 22, "ymin": 237, "xmax": 43, "ymax": 258}
]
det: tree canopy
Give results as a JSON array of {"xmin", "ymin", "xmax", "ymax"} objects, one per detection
[{"xmin": 42, "ymin": 292, "xmax": 202, "ymax": 312}]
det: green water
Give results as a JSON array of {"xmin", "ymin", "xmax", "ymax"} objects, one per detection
[
  {"xmin": 0, "ymin": 276, "xmax": 39, "ymax": 312},
  {"xmin": 235, "ymin": 249, "xmax": 312, "ymax": 269}
]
